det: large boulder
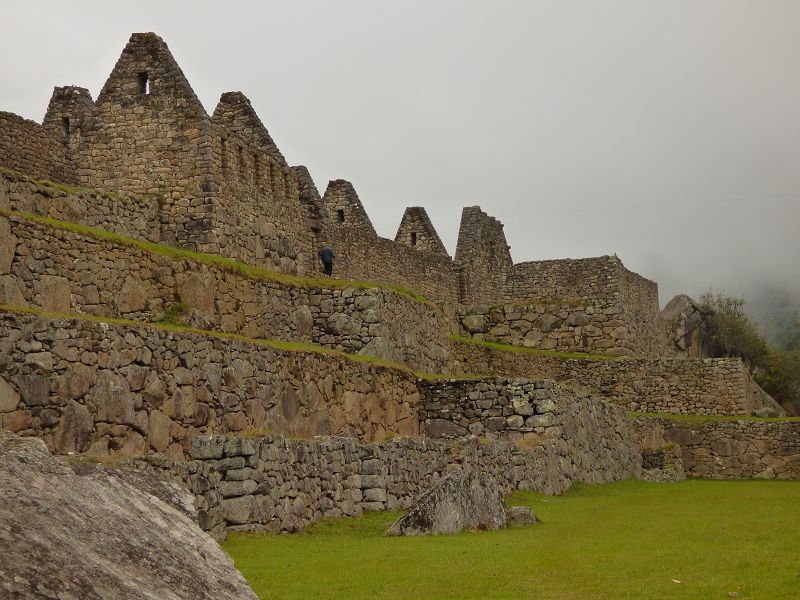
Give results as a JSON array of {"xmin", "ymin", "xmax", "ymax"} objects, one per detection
[
  {"xmin": 0, "ymin": 430, "xmax": 257, "ymax": 600},
  {"xmin": 661, "ymin": 294, "xmax": 706, "ymax": 353},
  {"xmin": 386, "ymin": 470, "xmax": 507, "ymax": 536}
]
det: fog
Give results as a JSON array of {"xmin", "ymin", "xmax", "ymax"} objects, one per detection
[{"xmin": 2, "ymin": 0, "xmax": 798, "ymax": 314}]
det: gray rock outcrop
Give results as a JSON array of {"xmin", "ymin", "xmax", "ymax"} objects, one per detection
[
  {"xmin": 507, "ymin": 505, "xmax": 537, "ymax": 525},
  {"xmin": 386, "ymin": 469, "xmax": 507, "ymax": 536},
  {"xmin": 0, "ymin": 430, "xmax": 257, "ymax": 600}
]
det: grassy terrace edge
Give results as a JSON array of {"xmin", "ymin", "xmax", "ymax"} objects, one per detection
[
  {"xmin": 2, "ymin": 166, "xmax": 127, "ymax": 198},
  {"xmin": 628, "ymin": 410, "xmax": 800, "ymax": 423},
  {"xmin": 0, "ymin": 303, "xmax": 479, "ymax": 382},
  {"xmin": 450, "ymin": 334, "xmax": 619, "ymax": 361},
  {"xmin": 0, "ymin": 207, "xmax": 430, "ymax": 304}
]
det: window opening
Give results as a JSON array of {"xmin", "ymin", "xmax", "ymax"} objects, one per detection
[
  {"xmin": 411, "ymin": 232, "xmax": 417, "ymax": 246},
  {"xmin": 337, "ymin": 209, "xmax": 345, "ymax": 223},
  {"xmin": 62, "ymin": 117, "xmax": 70, "ymax": 135},
  {"xmin": 137, "ymin": 72, "xmax": 150, "ymax": 95}
]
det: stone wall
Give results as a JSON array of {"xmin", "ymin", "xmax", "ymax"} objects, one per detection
[
  {"xmin": 1, "ymin": 169, "xmax": 160, "ymax": 243},
  {"xmin": 497, "ymin": 256, "xmax": 672, "ymax": 357},
  {"xmin": 324, "ymin": 225, "xmax": 460, "ymax": 303},
  {"xmin": 417, "ymin": 377, "xmax": 638, "ymax": 449},
  {"xmin": 76, "ymin": 33, "xmax": 216, "ymax": 253},
  {"xmin": 560, "ymin": 357, "xmax": 771, "ymax": 416},
  {"xmin": 503, "ymin": 257, "xmax": 619, "ymax": 304},
  {"xmin": 209, "ymin": 93, "xmax": 315, "ymax": 275},
  {"xmin": 171, "ymin": 403, "xmax": 640, "ymax": 536},
  {"xmin": 0, "ymin": 112, "xmax": 68, "ymax": 183},
  {"xmin": 1, "ymin": 213, "xmax": 450, "ymax": 371},
  {"xmin": 393, "ymin": 207, "xmax": 449, "ymax": 255},
  {"xmin": 636, "ymin": 416, "xmax": 800, "ymax": 479},
  {"xmin": 0, "ymin": 312, "xmax": 421, "ymax": 459},
  {"xmin": 453, "ymin": 206, "xmax": 513, "ymax": 305},
  {"xmin": 449, "ymin": 300, "xmax": 639, "ymax": 357},
  {"xmin": 448, "ymin": 340, "xmax": 780, "ymax": 417}
]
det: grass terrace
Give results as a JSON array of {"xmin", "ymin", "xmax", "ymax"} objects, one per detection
[
  {"xmin": 0, "ymin": 303, "xmax": 476, "ymax": 382},
  {"xmin": 224, "ymin": 478, "xmax": 800, "ymax": 599},
  {"xmin": 451, "ymin": 334, "xmax": 620, "ymax": 361},
  {"xmin": 0, "ymin": 207, "xmax": 430, "ymax": 304}
]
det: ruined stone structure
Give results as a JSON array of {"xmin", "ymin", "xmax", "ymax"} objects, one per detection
[{"xmin": 0, "ymin": 32, "xmax": 797, "ymax": 539}]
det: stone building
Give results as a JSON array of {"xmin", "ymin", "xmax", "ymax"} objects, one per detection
[{"xmin": 0, "ymin": 32, "xmax": 795, "ymax": 539}]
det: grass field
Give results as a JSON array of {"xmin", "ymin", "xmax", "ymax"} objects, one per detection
[{"xmin": 223, "ymin": 479, "xmax": 800, "ymax": 599}]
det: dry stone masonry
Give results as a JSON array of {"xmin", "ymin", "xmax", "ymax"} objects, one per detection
[
  {"xmin": 0, "ymin": 312, "xmax": 421, "ymax": 458},
  {"xmin": 0, "ymin": 30, "xmax": 798, "ymax": 547},
  {"xmin": 169, "ymin": 409, "xmax": 639, "ymax": 538},
  {"xmin": 448, "ymin": 340, "xmax": 783, "ymax": 417},
  {"xmin": 0, "ymin": 210, "xmax": 450, "ymax": 372}
]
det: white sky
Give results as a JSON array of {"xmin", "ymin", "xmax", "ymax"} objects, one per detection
[{"xmin": 2, "ymin": 0, "xmax": 799, "ymax": 307}]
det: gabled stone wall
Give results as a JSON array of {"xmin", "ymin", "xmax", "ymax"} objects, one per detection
[{"xmin": 453, "ymin": 206, "xmax": 513, "ymax": 305}]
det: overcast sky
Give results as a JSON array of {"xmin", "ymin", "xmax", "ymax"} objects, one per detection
[{"xmin": 2, "ymin": 0, "xmax": 798, "ymax": 307}]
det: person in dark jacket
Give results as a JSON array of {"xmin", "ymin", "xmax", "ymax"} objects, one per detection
[{"xmin": 319, "ymin": 244, "xmax": 335, "ymax": 276}]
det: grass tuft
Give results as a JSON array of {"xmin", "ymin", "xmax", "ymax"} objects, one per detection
[
  {"xmin": 0, "ymin": 303, "xmax": 481, "ymax": 382},
  {"xmin": 451, "ymin": 335, "xmax": 619, "ymax": 361},
  {"xmin": 0, "ymin": 208, "xmax": 432, "ymax": 305},
  {"xmin": 629, "ymin": 410, "xmax": 800, "ymax": 423}
]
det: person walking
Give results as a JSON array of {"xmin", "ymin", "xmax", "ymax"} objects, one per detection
[{"xmin": 319, "ymin": 244, "xmax": 335, "ymax": 276}]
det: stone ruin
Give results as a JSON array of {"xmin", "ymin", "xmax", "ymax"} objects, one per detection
[{"xmin": 0, "ymin": 32, "xmax": 797, "ymax": 544}]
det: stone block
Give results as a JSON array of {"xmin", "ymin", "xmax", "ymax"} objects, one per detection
[
  {"xmin": 219, "ymin": 480, "xmax": 258, "ymax": 498},
  {"xmin": 0, "ymin": 375, "xmax": 20, "ymax": 413},
  {"xmin": 191, "ymin": 435, "xmax": 226, "ymax": 460},
  {"xmin": 224, "ymin": 437, "xmax": 257, "ymax": 457},
  {"xmin": 362, "ymin": 488, "xmax": 387, "ymax": 503},
  {"xmin": 221, "ymin": 494, "xmax": 261, "ymax": 525},
  {"xmin": 361, "ymin": 458, "xmax": 384, "ymax": 475}
]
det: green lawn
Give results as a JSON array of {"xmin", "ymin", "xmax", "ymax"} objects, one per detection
[{"xmin": 223, "ymin": 479, "xmax": 800, "ymax": 599}]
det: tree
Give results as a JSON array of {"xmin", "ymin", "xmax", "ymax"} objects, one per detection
[
  {"xmin": 698, "ymin": 292, "xmax": 770, "ymax": 368},
  {"xmin": 699, "ymin": 292, "xmax": 800, "ymax": 413}
]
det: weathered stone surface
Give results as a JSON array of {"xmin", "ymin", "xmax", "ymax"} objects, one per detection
[
  {"xmin": 148, "ymin": 409, "xmax": 172, "ymax": 453},
  {"xmin": 91, "ymin": 371, "xmax": 135, "ymax": 425},
  {"xmin": 116, "ymin": 278, "xmax": 148, "ymax": 313},
  {"xmin": 0, "ymin": 374, "xmax": 19, "ymax": 412},
  {"xmin": 52, "ymin": 400, "xmax": 94, "ymax": 453},
  {"xmin": 36, "ymin": 275, "xmax": 71, "ymax": 312},
  {"xmin": 386, "ymin": 470, "xmax": 507, "ymax": 536},
  {"xmin": 0, "ymin": 217, "xmax": 15, "ymax": 275},
  {"xmin": 507, "ymin": 505, "xmax": 537, "ymax": 525},
  {"xmin": 462, "ymin": 314, "xmax": 488, "ymax": 334},
  {"xmin": 425, "ymin": 418, "xmax": 467, "ymax": 438},
  {"xmin": 15, "ymin": 373, "xmax": 50, "ymax": 407},
  {"xmin": 222, "ymin": 494, "xmax": 262, "ymax": 524},
  {"xmin": 0, "ymin": 275, "xmax": 25, "ymax": 305},
  {"xmin": 178, "ymin": 270, "xmax": 216, "ymax": 316},
  {"xmin": 0, "ymin": 430, "xmax": 257, "ymax": 600}
]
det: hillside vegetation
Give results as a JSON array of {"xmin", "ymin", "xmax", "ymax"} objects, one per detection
[{"xmin": 701, "ymin": 292, "xmax": 800, "ymax": 413}]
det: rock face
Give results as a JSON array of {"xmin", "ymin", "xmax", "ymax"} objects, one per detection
[
  {"xmin": 386, "ymin": 470, "xmax": 507, "ymax": 536},
  {"xmin": 662, "ymin": 294, "xmax": 706, "ymax": 355},
  {"xmin": 507, "ymin": 505, "xmax": 537, "ymax": 525},
  {"xmin": 0, "ymin": 430, "xmax": 257, "ymax": 600}
]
